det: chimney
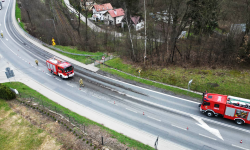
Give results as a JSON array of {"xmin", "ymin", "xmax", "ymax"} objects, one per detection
[{"xmin": 114, "ymin": 10, "xmax": 117, "ymax": 15}]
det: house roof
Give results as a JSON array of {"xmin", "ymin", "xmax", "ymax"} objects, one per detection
[
  {"xmin": 130, "ymin": 16, "xmax": 140, "ymax": 25},
  {"xmin": 94, "ymin": 3, "xmax": 113, "ymax": 12},
  {"xmin": 108, "ymin": 8, "xmax": 125, "ymax": 18}
]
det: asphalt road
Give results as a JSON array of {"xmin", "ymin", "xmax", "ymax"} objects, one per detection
[{"xmin": 0, "ymin": 0, "xmax": 250, "ymax": 149}]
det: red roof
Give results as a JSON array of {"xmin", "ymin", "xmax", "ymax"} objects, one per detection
[
  {"xmin": 108, "ymin": 8, "xmax": 125, "ymax": 18},
  {"xmin": 130, "ymin": 16, "xmax": 140, "ymax": 25},
  {"xmin": 94, "ymin": 3, "xmax": 113, "ymax": 12}
]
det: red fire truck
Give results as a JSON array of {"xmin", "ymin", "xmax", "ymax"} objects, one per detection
[
  {"xmin": 199, "ymin": 92, "xmax": 250, "ymax": 125},
  {"xmin": 46, "ymin": 57, "xmax": 74, "ymax": 79}
]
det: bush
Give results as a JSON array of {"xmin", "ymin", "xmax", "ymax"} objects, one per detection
[
  {"xmin": 0, "ymin": 84, "xmax": 16, "ymax": 100},
  {"xmin": 90, "ymin": 143, "xmax": 92, "ymax": 146},
  {"xmin": 83, "ymin": 139, "xmax": 85, "ymax": 141},
  {"xmin": 86, "ymin": 141, "xmax": 89, "ymax": 144}
]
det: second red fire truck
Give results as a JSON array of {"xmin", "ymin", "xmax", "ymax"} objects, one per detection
[
  {"xmin": 46, "ymin": 57, "xmax": 74, "ymax": 79},
  {"xmin": 199, "ymin": 92, "xmax": 250, "ymax": 125}
]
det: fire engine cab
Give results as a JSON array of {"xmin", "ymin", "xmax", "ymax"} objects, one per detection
[
  {"xmin": 46, "ymin": 57, "xmax": 74, "ymax": 79},
  {"xmin": 200, "ymin": 92, "xmax": 250, "ymax": 125}
]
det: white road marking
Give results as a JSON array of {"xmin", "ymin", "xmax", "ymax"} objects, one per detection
[
  {"xmin": 199, "ymin": 134, "xmax": 217, "ymax": 141},
  {"xmin": 22, "ymin": 59, "xmax": 24, "ymax": 60},
  {"xmin": 171, "ymin": 124, "xmax": 186, "ymax": 130},
  {"xmin": 147, "ymin": 116, "xmax": 161, "ymax": 122},
  {"xmin": 66, "ymin": 83, "xmax": 74, "ymax": 87},
  {"xmin": 98, "ymin": 73, "xmax": 200, "ymax": 104},
  {"xmin": 232, "ymin": 144, "xmax": 249, "ymax": 150},
  {"xmin": 25, "ymin": 61, "xmax": 27, "ymax": 62},
  {"xmin": 38, "ymin": 69, "xmax": 41, "ymax": 71},
  {"xmin": 192, "ymin": 116, "xmax": 223, "ymax": 141},
  {"xmin": 31, "ymin": 65, "xmax": 33, "ymax": 66},
  {"xmin": 6, "ymin": 38, "xmax": 8, "ymax": 41},
  {"xmin": 126, "ymin": 108, "xmax": 137, "ymax": 113},
  {"xmin": 108, "ymin": 101, "xmax": 115, "ymax": 104},
  {"xmin": 55, "ymin": 78, "xmax": 61, "ymax": 81},
  {"xmin": 46, "ymin": 73, "xmax": 52, "ymax": 76}
]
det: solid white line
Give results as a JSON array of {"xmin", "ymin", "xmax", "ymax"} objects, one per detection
[
  {"xmin": 171, "ymin": 124, "xmax": 186, "ymax": 130},
  {"xmin": 46, "ymin": 73, "xmax": 51, "ymax": 76},
  {"xmin": 147, "ymin": 116, "xmax": 161, "ymax": 122},
  {"xmin": 232, "ymin": 144, "xmax": 249, "ymax": 150},
  {"xmin": 126, "ymin": 108, "xmax": 137, "ymax": 113},
  {"xmin": 97, "ymin": 73, "xmax": 200, "ymax": 104},
  {"xmin": 199, "ymin": 134, "xmax": 217, "ymax": 141},
  {"xmin": 126, "ymin": 94, "xmax": 250, "ymax": 133}
]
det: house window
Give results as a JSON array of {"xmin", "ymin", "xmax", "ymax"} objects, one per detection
[{"xmin": 214, "ymin": 104, "xmax": 219, "ymax": 108}]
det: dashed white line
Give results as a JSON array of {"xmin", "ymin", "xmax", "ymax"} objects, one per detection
[
  {"xmin": 31, "ymin": 65, "xmax": 34, "ymax": 66},
  {"xmin": 6, "ymin": 38, "xmax": 8, "ymax": 41},
  {"xmin": 126, "ymin": 108, "xmax": 137, "ymax": 113},
  {"xmin": 38, "ymin": 69, "xmax": 41, "ymax": 71},
  {"xmin": 55, "ymin": 78, "xmax": 61, "ymax": 81},
  {"xmin": 66, "ymin": 83, "xmax": 74, "ymax": 87},
  {"xmin": 25, "ymin": 61, "xmax": 27, "ymax": 63},
  {"xmin": 232, "ymin": 144, "xmax": 249, "ymax": 150},
  {"xmin": 199, "ymin": 134, "xmax": 217, "ymax": 141},
  {"xmin": 46, "ymin": 73, "xmax": 52, "ymax": 76},
  {"xmin": 108, "ymin": 101, "xmax": 117, "ymax": 105},
  {"xmin": 171, "ymin": 124, "xmax": 187, "ymax": 130},
  {"xmin": 147, "ymin": 116, "xmax": 161, "ymax": 122}
]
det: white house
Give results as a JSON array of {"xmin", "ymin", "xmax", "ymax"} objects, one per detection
[
  {"xmin": 92, "ymin": 3, "xmax": 113, "ymax": 21},
  {"xmin": 130, "ymin": 16, "xmax": 144, "ymax": 31},
  {"xmin": 103, "ymin": 8, "xmax": 125, "ymax": 26}
]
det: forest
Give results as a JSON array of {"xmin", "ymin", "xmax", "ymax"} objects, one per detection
[{"xmin": 18, "ymin": 0, "xmax": 250, "ymax": 68}]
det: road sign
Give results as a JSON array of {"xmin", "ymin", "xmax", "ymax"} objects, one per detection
[
  {"xmin": 138, "ymin": 69, "xmax": 141, "ymax": 73},
  {"xmin": 5, "ymin": 67, "xmax": 15, "ymax": 79},
  {"xmin": 102, "ymin": 56, "xmax": 105, "ymax": 60}
]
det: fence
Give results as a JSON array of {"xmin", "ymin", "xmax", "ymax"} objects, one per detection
[{"xmin": 16, "ymin": 92, "xmax": 129, "ymax": 150}]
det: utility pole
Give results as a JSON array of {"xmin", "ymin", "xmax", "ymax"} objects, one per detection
[{"xmin": 144, "ymin": 0, "xmax": 147, "ymax": 65}]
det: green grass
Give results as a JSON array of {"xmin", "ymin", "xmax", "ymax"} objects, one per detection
[
  {"xmin": 15, "ymin": 2, "xmax": 26, "ymax": 31},
  {"xmin": 50, "ymin": 45, "xmax": 105, "ymax": 64},
  {"xmin": 2, "ymin": 82, "xmax": 153, "ymax": 150},
  {"xmin": 0, "ymin": 99, "xmax": 49, "ymax": 150},
  {"xmin": 102, "ymin": 58, "xmax": 250, "ymax": 99}
]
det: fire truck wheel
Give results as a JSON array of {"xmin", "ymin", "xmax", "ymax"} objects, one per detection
[
  {"xmin": 51, "ymin": 70, "xmax": 53, "ymax": 74},
  {"xmin": 235, "ymin": 119, "xmax": 244, "ymax": 125},
  {"xmin": 206, "ymin": 111, "xmax": 214, "ymax": 117}
]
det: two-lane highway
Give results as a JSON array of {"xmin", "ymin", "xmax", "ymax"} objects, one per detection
[{"xmin": 1, "ymin": 0, "xmax": 250, "ymax": 149}]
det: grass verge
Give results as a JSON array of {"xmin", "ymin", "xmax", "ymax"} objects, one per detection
[
  {"xmin": 0, "ymin": 98, "xmax": 61, "ymax": 150},
  {"xmin": 15, "ymin": 2, "xmax": 26, "ymax": 31},
  {"xmin": 49, "ymin": 45, "xmax": 105, "ymax": 64},
  {"xmin": 102, "ymin": 58, "xmax": 250, "ymax": 99},
  {"xmin": 2, "ymin": 82, "xmax": 153, "ymax": 150}
]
